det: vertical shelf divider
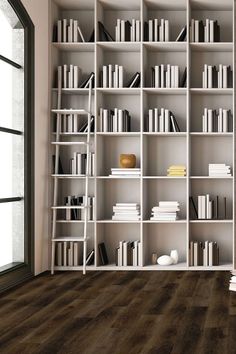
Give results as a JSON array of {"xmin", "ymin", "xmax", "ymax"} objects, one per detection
[
  {"xmin": 186, "ymin": 0, "xmax": 190, "ymax": 268},
  {"xmin": 140, "ymin": 0, "xmax": 144, "ymax": 267},
  {"xmin": 233, "ymin": 0, "xmax": 235, "ymax": 269},
  {"xmin": 94, "ymin": 0, "xmax": 98, "ymax": 267}
]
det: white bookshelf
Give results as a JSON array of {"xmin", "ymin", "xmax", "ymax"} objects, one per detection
[{"xmin": 50, "ymin": 0, "xmax": 235, "ymax": 271}]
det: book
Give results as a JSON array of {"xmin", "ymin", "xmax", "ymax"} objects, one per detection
[
  {"xmin": 126, "ymin": 72, "xmax": 140, "ymax": 88},
  {"xmin": 176, "ymin": 25, "xmax": 186, "ymax": 41},
  {"xmin": 98, "ymin": 242, "xmax": 109, "ymax": 265},
  {"xmin": 98, "ymin": 21, "xmax": 114, "ymax": 42},
  {"xmin": 79, "ymin": 72, "xmax": 95, "ymax": 89},
  {"xmin": 86, "ymin": 249, "xmax": 94, "ymax": 265},
  {"xmin": 52, "ymin": 155, "xmax": 64, "ymax": 174}
]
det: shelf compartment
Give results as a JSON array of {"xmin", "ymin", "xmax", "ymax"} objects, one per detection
[{"xmin": 143, "ymin": 223, "xmax": 187, "ymax": 267}]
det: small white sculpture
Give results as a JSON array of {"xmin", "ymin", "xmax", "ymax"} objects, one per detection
[
  {"xmin": 170, "ymin": 250, "xmax": 178, "ymax": 264},
  {"xmin": 157, "ymin": 255, "xmax": 173, "ymax": 266}
]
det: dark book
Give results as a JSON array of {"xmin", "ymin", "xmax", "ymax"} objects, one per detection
[
  {"xmin": 86, "ymin": 250, "xmax": 95, "ymax": 265},
  {"xmin": 98, "ymin": 21, "xmax": 114, "ymax": 42},
  {"xmin": 199, "ymin": 21, "xmax": 204, "ymax": 42},
  {"xmin": 52, "ymin": 155, "xmax": 64, "ymax": 174},
  {"xmin": 144, "ymin": 21, "xmax": 148, "ymax": 41},
  {"xmin": 98, "ymin": 242, "xmax": 109, "ymax": 265},
  {"xmin": 215, "ymin": 196, "xmax": 219, "ymax": 219},
  {"xmin": 170, "ymin": 111, "xmax": 180, "ymax": 132},
  {"xmin": 79, "ymin": 115, "xmax": 95, "ymax": 133},
  {"xmin": 213, "ymin": 21, "xmax": 220, "ymax": 42},
  {"xmin": 127, "ymin": 242, "xmax": 132, "ymax": 266},
  {"xmin": 53, "ymin": 24, "xmax": 57, "ymax": 42},
  {"xmin": 224, "ymin": 197, "xmax": 227, "ymax": 219},
  {"xmin": 79, "ymin": 72, "xmax": 95, "ymax": 89},
  {"xmin": 212, "ymin": 66, "xmax": 217, "ymax": 88},
  {"xmin": 190, "ymin": 196, "xmax": 198, "ymax": 219},
  {"xmin": 115, "ymin": 247, "xmax": 119, "ymax": 266},
  {"xmin": 71, "ymin": 196, "xmax": 78, "ymax": 220},
  {"xmin": 88, "ymin": 29, "xmax": 94, "ymax": 42},
  {"xmin": 176, "ymin": 25, "xmax": 187, "ymax": 42},
  {"xmin": 125, "ymin": 21, "xmax": 132, "ymax": 41},
  {"xmin": 151, "ymin": 67, "xmax": 155, "ymax": 87},
  {"xmin": 126, "ymin": 72, "xmax": 140, "ymax": 88},
  {"xmin": 180, "ymin": 68, "xmax": 187, "ymax": 88}
]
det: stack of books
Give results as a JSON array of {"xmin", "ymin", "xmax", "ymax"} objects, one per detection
[
  {"xmin": 146, "ymin": 108, "xmax": 180, "ymax": 132},
  {"xmin": 150, "ymin": 201, "xmax": 180, "ymax": 221},
  {"xmin": 116, "ymin": 240, "xmax": 142, "ymax": 266},
  {"xmin": 143, "ymin": 19, "xmax": 169, "ymax": 42},
  {"xmin": 64, "ymin": 195, "xmax": 95, "ymax": 221},
  {"xmin": 55, "ymin": 114, "xmax": 94, "ymax": 133},
  {"xmin": 202, "ymin": 108, "xmax": 232, "ymax": 133},
  {"xmin": 101, "ymin": 64, "xmax": 124, "ymax": 88},
  {"xmin": 189, "ymin": 241, "xmax": 219, "ymax": 266},
  {"xmin": 109, "ymin": 168, "xmax": 141, "ymax": 178},
  {"xmin": 208, "ymin": 164, "xmax": 231, "ymax": 177},
  {"xmin": 69, "ymin": 152, "xmax": 95, "ymax": 176},
  {"xmin": 190, "ymin": 19, "xmax": 220, "ymax": 42},
  {"xmin": 151, "ymin": 65, "xmax": 186, "ymax": 88},
  {"xmin": 197, "ymin": 194, "xmax": 214, "ymax": 219},
  {"xmin": 190, "ymin": 195, "xmax": 227, "ymax": 220},
  {"xmin": 167, "ymin": 165, "xmax": 186, "ymax": 177},
  {"xmin": 112, "ymin": 203, "xmax": 141, "ymax": 221},
  {"xmin": 56, "ymin": 241, "xmax": 81, "ymax": 267},
  {"xmin": 58, "ymin": 65, "xmax": 81, "ymax": 89},
  {"xmin": 115, "ymin": 19, "xmax": 141, "ymax": 42},
  {"xmin": 202, "ymin": 64, "xmax": 233, "ymax": 88},
  {"xmin": 229, "ymin": 272, "xmax": 236, "ymax": 292},
  {"xmin": 56, "ymin": 19, "xmax": 93, "ymax": 43},
  {"xmin": 99, "ymin": 108, "xmax": 131, "ymax": 132}
]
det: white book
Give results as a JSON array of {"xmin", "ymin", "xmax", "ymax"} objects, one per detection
[
  {"xmin": 164, "ymin": 20, "xmax": 169, "ymax": 41},
  {"xmin": 223, "ymin": 65, "xmax": 227, "ymax": 88},
  {"xmin": 171, "ymin": 65, "xmax": 175, "ymax": 88},
  {"xmin": 205, "ymin": 19, "xmax": 210, "ymax": 42},
  {"xmin": 76, "ymin": 153, "xmax": 82, "ymax": 174},
  {"xmin": 68, "ymin": 114, "xmax": 73, "ymax": 133},
  {"xmin": 148, "ymin": 109, "xmax": 154, "ymax": 132},
  {"xmin": 58, "ymin": 66, "xmax": 62, "ymax": 92},
  {"xmin": 164, "ymin": 109, "xmax": 170, "ymax": 132},
  {"xmin": 63, "ymin": 242, "xmax": 67, "ymax": 266},
  {"xmin": 166, "ymin": 64, "xmax": 171, "ymax": 88},
  {"xmin": 123, "ymin": 242, "xmax": 129, "ymax": 266},
  {"xmin": 174, "ymin": 66, "xmax": 179, "ymax": 88},
  {"xmin": 138, "ymin": 241, "xmax": 142, "ymax": 266},
  {"xmin": 202, "ymin": 71, "xmax": 205, "ymax": 88},
  {"xmin": 154, "ymin": 19, "xmax": 158, "ymax": 41},
  {"xmin": 116, "ymin": 19, "xmax": 121, "ymax": 41},
  {"xmin": 160, "ymin": 64, "xmax": 165, "ymax": 88},
  {"xmin": 195, "ymin": 20, "xmax": 199, "ymax": 42},
  {"xmin": 194, "ymin": 242, "xmax": 198, "ymax": 266},
  {"xmin": 114, "ymin": 64, "xmax": 119, "ymax": 88},
  {"xmin": 77, "ymin": 24, "xmax": 85, "ymax": 42},
  {"xmin": 222, "ymin": 109, "xmax": 228, "ymax": 132},
  {"xmin": 108, "ymin": 64, "xmax": 113, "ymax": 88},
  {"xmin": 63, "ymin": 19, "xmax": 67, "ymax": 42},
  {"xmin": 209, "ymin": 20, "xmax": 214, "ymax": 42},
  {"xmin": 208, "ymin": 109, "xmax": 213, "ymax": 132},
  {"xmin": 204, "ymin": 64, "xmax": 208, "ymax": 88},
  {"xmin": 113, "ymin": 108, "xmax": 118, "ymax": 132},
  {"xmin": 68, "ymin": 19, "xmax": 73, "ymax": 42},
  {"xmin": 204, "ymin": 241, "xmax": 209, "ymax": 266},
  {"xmin": 207, "ymin": 66, "xmax": 212, "ymax": 88},
  {"xmin": 219, "ymin": 64, "xmax": 223, "ymax": 88},
  {"xmin": 57, "ymin": 242, "xmax": 62, "ymax": 266},
  {"xmin": 118, "ymin": 66, "xmax": 123, "ymax": 87},
  {"xmin": 198, "ymin": 195, "xmax": 202, "ymax": 219},
  {"xmin": 160, "ymin": 19, "xmax": 164, "ymax": 41},
  {"xmin": 73, "ymin": 20, "xmax": 78, "ymax": 42},
  {"xmin": 154, "ymin": 108, "xmax": 159, "ymax": 132},
  {"xmin": 133, "ymin": 241, "xmax": 138, "ymax": 266},
  {"xmin": 209, "ymin": 242, "xmax": 213, "ymax": 266},
  {"xmin": 155, "ymin": 65, "xmax": 159, "ymax": 88},
  {"xmin": 115, "ymin": 25, "xmax": 118, "ymax": 42},
  {"xmin": 206, "ymin": 194, "xmax": 210, "ymax": 219},
  {"xmin": 57, "ymin": 20, "xmax": 62, "ymax": 42},
  {"xmin": 103, "ymin": 109, "xmax": 109, "ymax": 132},
  {"xmin": 63, "ymin": 64, "xmax": 68, "ymax": 88},
  {"xmin": 218, "ymin": 108, "xmax": 223, "ymax": 132},
  {"xmin": 149, "ymin": 20, "xmax": 153, "ymax": 41},
  {"xmin": 131, "ymin": 19, "xmax": 135, "ymax": 41},
  {"xmin": 121, "ymin": 20, "xmax": 125, "ymax": 42},
  {"xmin": 160, "ymin": 108, "xmax": 165, "ymax": 132},
  {"xmin": 73, "ymin": 114, "xmax": 78, "ymax": 133},
  {"xmin": 69, "ymin": 64, "xmax": 73, "ymax": 88},
  {"xmin": 73, "ymin": 242, "xmax": 78, "ymax": 266},
  {"xmin": 72, "ymin": 156, "xmax": 77, "ymax": 175},
  {"xmin": 201, "ymin": 195, "xmax": 206, "ymax": 219},
  {"xmin": 136, "ymin": 20, "xmax": 140, "ymax": 42},
  {"xmin": 118, "ymin": 109, "xmax": 123, "ymax": 132},
  {"xmin": 119, "ymin": 241, "xmax": 124, "ymax": 266},
  {"xmin": 191, "ymin": 19, "xmax": 195, "ymax": 42},
  {"xmin": 117, "ymin": 248, "xmax": 122, "ymax": 266},
  {"xmin": 103, "ymin": 65, "xmax": 107, "ymax": 88}
]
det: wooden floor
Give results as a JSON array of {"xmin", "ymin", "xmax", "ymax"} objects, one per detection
[{"xmin": 0, "ymin": 271, "xmax": 236, "ymax": 354}]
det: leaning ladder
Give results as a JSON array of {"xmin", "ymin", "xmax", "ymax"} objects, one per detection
[{"xmin": 51, "ymin": 78, "xmax": 92, "ymax": 275}]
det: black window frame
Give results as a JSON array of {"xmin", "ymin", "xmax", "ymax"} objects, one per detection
[{"xmin": 0, "ymin": 0, "xmax": 34, "ymax": 293}]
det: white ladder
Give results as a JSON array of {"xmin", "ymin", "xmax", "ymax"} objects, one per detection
[{"xmin": 51, "ymin": 78, "xmax": 92, "ymax": 275}]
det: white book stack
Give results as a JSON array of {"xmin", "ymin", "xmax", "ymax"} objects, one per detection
[
  {"xmin": 115, "ymin": 19, "xmax": 141, "ymax": 42},
  {"xmin": 101, "ymin": 64, "xmax": 124, "ymax": 88},
  {"xmin": 116, "ymin": 240, "xmax": 142, "ymax": 266},
  {"xmin": 190, "ymin": 19, "xmax": 220, "ymax": 43},
  {"xmin": 59, "ymin": 65, "xmax": 82, "ymax": 89},
  {"xmin": 112, "ymin": 203, "xmax": 141, "ymax": 221},
  {"xmin": 57, "ymin": 19, "xmax": 85, "ymax": 43},
  {"xmin": 146, "ymin": 18, "xmax": 169, "ymax": 42},
  {"xmin": 147, "ymin": 108, "xmax": 180, "ymax": 132},
  {"xmin": 70, "ymin": 152, "xmax": 95, "ymax": 176},
  {"xmin": 208, "ymin": 164, "xmax": 231, "ymax": 177},
  {"xmin": 151, "ymin": 65, "xmax": 185, "ymax": 88},
  {"xmin": 100, "ymin": 108, "xmax": 131, "ymax": 132},
  {"xmin": 202, "ymin": 108, "xmax": 232, "ymax": 133},
  {"xmin": 56, "ymin": 242, "xmax": 80, "ymax": 267},
  {"xmin": 229, "ymin": 273, "xmax": 236, "ymax": 292},
  {"xmin": 109, "ymin": 168, "xmax": 141, "ymax": 177},
  {"xmin": 202, "ymin": 64, "xmax": 232, "ymax": 89},
  {"xmin": 197, "ymin": 194, "xmax": 214, "ymax": 219},
  {"xmin": 150, "ymin": 201, "xmax": 180, "ymax": 221}
]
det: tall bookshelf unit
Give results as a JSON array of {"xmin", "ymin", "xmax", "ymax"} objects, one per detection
[{"xmin": 50, "ymin": 0, "xmax": 235, "ymax": 271}]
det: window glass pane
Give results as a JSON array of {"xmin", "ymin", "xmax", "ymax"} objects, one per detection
[{"xmin": 0, "ymin": 132, "xmax": 24, "ymax": 199}]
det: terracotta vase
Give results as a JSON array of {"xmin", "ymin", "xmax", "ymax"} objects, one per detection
[{"xmin": 120, "ymin": 154, "xmax": 136, "ymax": 168}]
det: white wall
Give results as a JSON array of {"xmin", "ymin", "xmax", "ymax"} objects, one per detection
[{"xmin": 21, "ymin": 0, "xmax": 50, "ymax": 275}]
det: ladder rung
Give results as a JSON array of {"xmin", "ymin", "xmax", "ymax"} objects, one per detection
[
  {"xmin": 52, "ymin": 109, "xmax": 89, "ymax": 115},
  {"xmin": 52, "ymin": 237, "xmax": 86, "ymax": 242},
  {"xmin": 51, "ymin": 142, "xmax": 88, "ymax": 146},
  {"xmin": 52, "ymin": 205, "xmax": 91, "ymax": 210}
]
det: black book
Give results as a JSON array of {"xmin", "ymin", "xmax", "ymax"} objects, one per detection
[
  {"xmin": 126, "ymin": 72, "xmax": 140, "ymax": 88},
  {"xmin": 79, "ymin": 72, "xmax": 95, "ymax": 88},
  {"xmin": 84, "ymin": 116, "xmax": 95, "ymax": 133},
  {"xmin": 215, "ymin": 195, "xmax": 219, "ymax": 219},
  {"xmin": 86, "ymin": 250, "xmax": 95, "ymax": 265},
  {"xmin": 88, "ymin": 29, "xmax": 94, "ymax": 42},
  {"xmin": 212, "ymin": 66, "xmax": 217, "ymax": 88},
  {"xmin": 199, "ymin": 21, "xmax": 204, "ymax": 42},
  {"xmin": 176, "ymin": 25, "xmax": 187, "ymax": 42},
  {"xmin": 190, "ymin": 196, "xmax": 198, "ymax": 219},
  {"xmin": 224, "ymin": 197, "xmax": 227, "ymax": 219},
  {"xmin": 98, "ymin": 21, "xmax": 114, "ymax": 42},
  {"xmin": 151, "ymin": 67, "xmax": 155, "ymax": 87},
  {"xmin": 170, "ymin": 112, "xmax": 180, "ymax": 132},
  {"xmin": 52, "ymin": 155, "xmax": 64, "ymax": 174},
  {"xmin": 180, "ymin": 68, "xmax": 187, "ymax": 88},
  {"xmin": 71, "ymin": 196, "xmax": 78, "ymax": 220},
  {"xmin": 144, "ymin": 21, "xmax": 148, "ymax": 41},
  {"xmin": 214, "ymin": 21, "xmax": 220, "ymax": 42},
  {"xmin": 125, "ymin": 21, "xmax": 132, "ymax": 41},
  {"xmin": 98, "ymin": 242, "xmax": 109, "ymax": 265}
]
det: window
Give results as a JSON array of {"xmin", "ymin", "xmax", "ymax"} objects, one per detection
[{"xmin": 0, "ymin": 0, "xmax": 34, "ymax": 292}]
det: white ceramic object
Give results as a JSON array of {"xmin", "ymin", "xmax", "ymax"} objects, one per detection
[
  {"xmin": 157, "ymin": 255, "xmax": 173, "ymax": 266},
  {"xmin": 170, "ymin": 250, "xmax": 178, "ymax": 264}
]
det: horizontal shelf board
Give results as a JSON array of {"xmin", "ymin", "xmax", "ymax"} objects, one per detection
[
  {"xmin": 51, "ymin": 109, "xmax": 88, "ymax": 115},
  {"xmin": 53, "ymin": 0, "xmax": 94, "ymax": 10},
  {"xmin": 144, "ymin": 262, "xmax": 187, "ymax": 270},
  {"xmin": 56, "ymin": 220, "xmax": 95, "ymax": 223},
  {"xmin": 190, "ymin": 220, "xmax": 233, "ymax": 223},
  {"xmin": 54, "ymin": 265, "xmax": 96, "ymax": 271},
  {"xmin": 97, "ymin": 88, "xmax": 140, "ymax": 95},
  {"xmin": 189, "ymin": 264, "xmax": 232, "ymax": 271},
  {"xmin": 144, "ymin": 88, "xmax": 187, "ymax": 95},
  {"xmin": 97, "ymin": 132, "xmax": 140, "ymax": 136},
  {"xmin": 97, "ymin": 220, "xmax": 141, "ymax": 223},
  {"xmin": 52, "ymin": 88, "xmax": 94, "ymax": 95},
  {"xmin": 51, "ymin": 142, "xmax": 87, "ymax": 145},
  {"xmin": 52, "ymin": 42, "xmax": 94, "ymax": 52},
  {"xmin": 190, "ymin": 42, "xmax": 233, "ymax": 52},
  {"xmin": 96, "ymin": 264, "xmax": 143, "ymax": 271},
  {"xmin": 143, "ymin": 41, "xmax": 186, "ymax": 52},
  {"xmin": 190, "ymin": 132, "xmax": 233, "ymax": 136},
  {"xmin": 190, "ymin": 88, "xmax": 233, "ymax": 95},
  {"xmin": 143, "ymin": 176, "xmax": 187, "ymax": 179},
  {"xmin": 52, "ymin": 237, "xmax": 85, "ymax": 242},
  {"xmin": 97, "ymin": 176, "xmax": 141, "ymax": 179},
  {"xmin": 51, "ymin": 174, "xmax": 95, "ymax": 179},
  {"xmin": 143, "ymin": 220, "xmax": 187, "ymax": 224},
  {"xmin": 97, "ymin": 41, "xmax": 140, "ymax": 52},
  {"xmin": 52, "ymin": 132, "xmax": 95, "ymax": 136},
  {"xmin": 190, "ymin": 176, "xmax": 233, "ymax": 179},
  {"xmin": 52, "ymin": 206, "xmax": 88, "ymax": 210},
  {"xmin": 143, "ymin": 132, "xmax": 186, "ymax": 136}
]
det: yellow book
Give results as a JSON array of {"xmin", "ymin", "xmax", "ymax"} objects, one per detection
[{"xmin": 168, "ymin": 165, "xmax": 186, "ymax": 170}]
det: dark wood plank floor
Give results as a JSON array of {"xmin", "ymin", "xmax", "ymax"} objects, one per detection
[{"xmin": 0, "ymin": 271, "xmax": 236, "ymax": 354}]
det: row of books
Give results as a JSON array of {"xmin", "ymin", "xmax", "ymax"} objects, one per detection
[
  {"xmin": 54, "ymin": 114, "xmax": 95, "ymax": 134},
  {"xmin": 109, "ymin": 168, "xmax": 141, "ymax": 178},
  {"xmin": 143, "ymin": 19, "xmax": 169, "ymax": 42},
  {"xmin": 99, "ymin": 108, "xmax": 131, "ymax": 132},
  {"xmin": 69, "ymin": 152, "xmax": 95, "ymax": 176},
  {"xmin": 112, "ymin": 203, "xmax": 141, "ymax": 221},
  {"xmin": 209, "ymin": 163, "xmax": 231, "ymax": 177},
  {"xmin": 167, "ymin": 165, "xmax": 186, "ymax": 177},
  {"xmin": 151, "ymin": 66, "xmax": 186, "ymax": 88},
  {"xmin": 64, "ymin": 195, "xmax": 95, "ymax": 221},
  {"xmin": 190, "ymin": 19, "xmax": 220, "ymax": 43},
  {"xmin": 202, "ymin": 64, "xmax": 233, "ymax": 89},
  {"xmin": 146, "ymin": 108, "xmax": 180, "ymax": 132},
  {"xmin": 116, "ymin": 240, "xmax": 142, "ymax": 266},
  {"xmin": 190, "ymin": 195, "xmax": 227, "ymax": 220},
  {"xmin": 56, "ymin": 19, "xmax": 93, "ymax": 43},
  {"xmin": 115, "ymin": 19, "xmax": 141, "ymax": 42},
  {"xmin": 202, "ymin": 108, "xmax": 232, "ymax": 133},
  {"xmin": 100, "ymin": 66, "xmax": 140, "ymax": 88},
  {"xmin": 189, "ymin": 241, "xmax": 219, "ymax": 266},
  {"xmin": 57, "ymin": 66, "xmax": 95, "ymax": 89},
  {"xmin": 150, "ymin": 201, "xmax": 180, "ymax": 221}
]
